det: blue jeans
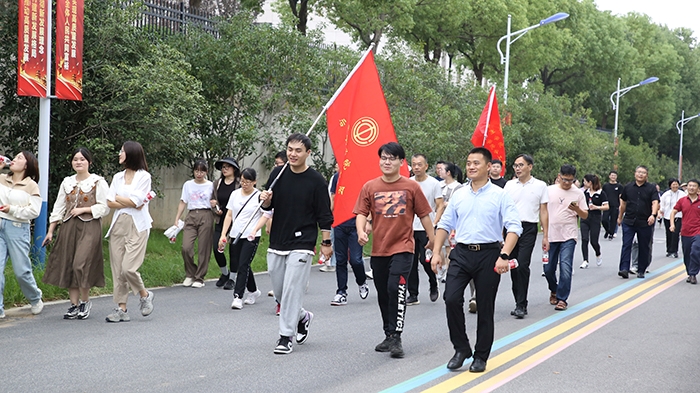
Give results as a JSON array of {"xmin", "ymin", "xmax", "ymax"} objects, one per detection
[
  {"xmin": 681, "ymin": 235, "xmax": 700, "ymax": 276},
  {"xmin": 544, "ymin": 239, "xmax": 576, "ymax": 303},
  {"xmin": 333, "ymin": 225, "xmax": 366, "ymax": 294},
  {"xmin": 0, "ymin": 218, "xmax": 42, "ymax": 312},
  {"xmin": 328, "ymin": 228, "xmax": 336, "ymax": 267}
]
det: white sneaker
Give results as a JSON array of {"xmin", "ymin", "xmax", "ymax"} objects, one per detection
[
  {"xmin": 244, "ymin": 290, "xmax": 261, "ymax": 305},
  {"xmin": 0, "ymin": 309, "xmax": 5, "ymax": 319},
  {"xmin": 191, "ymin": 281, "xmax": 205, "ymax": 288},
  {"xmin": 365, "ymin": 270, "xmax": 374, "ymax": 280},
  {"xmin": 231, "ymin": 297, "xmax": 243, "ymax": 309},
  {"xmin": 596, "ymin": 256, "xmax": 603, "ymax": 266},
  {"xmin": 268, "ymin": 290, "xmax": 274, "ymax": 297},
  {"xmin": 31, "ymin": 300, "xmax": 44, "ymax": 315},
  {"xmin": 182, "ymin": 277, "xmax": 194, "ymax": 287},
  {"xmin": 319, "ymin": 265, "xmax": 336, "ymax": 272},
  {"xmin": 580, "ymin": 261, "xmax": 589, "ymax": 269}
]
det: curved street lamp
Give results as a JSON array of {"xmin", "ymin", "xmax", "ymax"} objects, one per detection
[
  {"xmin": 676, "ymin": 110, "xmax": 700, "ymax": 180},
  {"xmin": 609, "ymin": 77, "xmax": 659, "ymax": 169},
  {"xmin": 497, "ymin": 12, "xmax": 569, "ymax": 105}
]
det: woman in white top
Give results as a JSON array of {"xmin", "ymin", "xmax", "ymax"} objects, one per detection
[
  {"xmin": 105, "ymin": 141, "xmax": 154, "ymax": 323},
  {"xmin": 659, "ymin": 178, "xmax": 686, "ymax": 258},
  {"xmin": 174, "ymin": 160, "xmax": 213, "ymax": 288},
  {"xmin": 0, "ymin": 151, "xmax": 44, "ymax": 318},
  {"xmin": 42, "ymin": 148, "xmax": 110, "ymax": 320},
  {"xmin": 218, "ymin": 168, "xmax": 263, "ymax": 309}
]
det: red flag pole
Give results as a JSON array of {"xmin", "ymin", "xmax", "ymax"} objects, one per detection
[
  {"xmin": 482, "ymin": 86, "xmax": 496, "ymax": 146},
  {"xmin": 231, "ymin": 43, "xmax": 377, "ymax": 244}
]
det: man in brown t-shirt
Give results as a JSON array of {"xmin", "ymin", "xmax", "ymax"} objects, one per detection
[{"xmin": 354, "ymin": 142, "xmax": 434, "ymax": 359}]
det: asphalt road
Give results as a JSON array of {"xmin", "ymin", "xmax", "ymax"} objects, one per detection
[{"xmin": 2, "ymin": 224, "xmax": 698, "ymax": 393}]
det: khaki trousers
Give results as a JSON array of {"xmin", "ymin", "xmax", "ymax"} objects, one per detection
[
  {"xmin": 182, "ymin": 209, "xmax": 214, "ymax": 282},
  {"xmin": 109, "ymin": 214, "xmax": 149, "ymax": 304}
]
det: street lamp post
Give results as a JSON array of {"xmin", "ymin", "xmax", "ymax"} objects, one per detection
[
  {"xmin": 676, "ymin": 110, "xmax": 700, "ymax": 180},
  {"xmin": 497, "ymin": 12, "xmax": 569, "ymax": 105},
  {"xmin": 609, "ymin": 76, "xmax": 659, "ymax": 170}
]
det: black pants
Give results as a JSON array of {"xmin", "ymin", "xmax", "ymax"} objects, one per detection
[
  {"xmin": 444, "ymin": 244, "xmax": 501, "ymax": 361},
  {"xmin": 229, "ymin": 237, "xmax": 258, "ymax": 298},
  {"xmin": 602, "ymin": 206, "xmax": 619, "ymax": 238},
  {"xmin": 371, "ymin": 252, "xmax": 412, "ymax": 335},
  {"xmin": 509, "ymin": 222, "xmax": 537, "ymax": 309},
  {"xmin": 664, "ymin": 218, "xmax": 682, "ymax": 254},
  {"xmin": 581, "ymin": 213, "xmax": 602, "ymax": 261},
  {"xmin": 408, "ymin": 231, "xmax": 437, "ymax": 298}
]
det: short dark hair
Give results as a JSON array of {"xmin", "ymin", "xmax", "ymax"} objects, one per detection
[
  {"xmin": 560, "ymin": 164, "xmax": 577, "ymax": 177},
  {"xmin": 687, "ymin": 179, "xmax": 700, "ymax": 187},
  {"xmin": 72, "ymin": 147, "xmax": 93, "ymax": 165},
  {"xmin": 443, "ymin": 162, "xmax": 463, "ymax": 183},
  {"xmin": 274, "ymin": 151, "xmax": 287, "ymax": 162},
  {"xmin": 469, "ymin": 147, "xmax": 492, "ymax": 162},
  {"xmin": 378, "ymin": 142, "xmax": 405, "ymax": 160},
  {"xmin": 668, "ymin": 178, "xmax": 680, "ymax": 188},
  {"xmin": 19, "ymin": 151, "xmax": 39, "ymax": 182},
  {"xmin": 122, "ymin": 141, "xmax": 148, "ymax": 171},
  {"xmin": 436, "ymin": 160, "xmax": 445, "ymax": 166},
  {"xmin": 241, "ymin": 167, "xmax": 257, "ymax": 181},
  {"xmin": 193, "ymin": 159, "xmax": 208, "ymax": 173},
  {"xmin": 636, "ymin": 165, "xmax": 648, "ymax": 173},
  {"xmin": 411, "ymin": 153, "xmax": 427, "ymax": 162},
  {"xmin": 286, "ymin": 133, "xmax": 312, "ymax": 151},
  {"xmin": 609, "ymin": 170, "xmax": 618, "ymax": 176},
  {"xmin": 514, "ymin": 154, "xmax": 533, "ymax": 166},
  {"xmin": 491, "ymin": 159, "xmax": 503, "ymax": 166}
]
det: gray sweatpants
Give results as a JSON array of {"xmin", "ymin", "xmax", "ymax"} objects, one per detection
[{"xmin": 267, "ymin": 250, "xmax": 313, "ymax": 337}]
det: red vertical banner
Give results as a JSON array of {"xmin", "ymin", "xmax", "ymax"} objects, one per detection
[
  {"xmin": 55, "ymin": 0, "xmax": 84, "ymax": 100},
  {"xmin": 17, "ymin": 0, "xmax": 49, "ymax": 97}
]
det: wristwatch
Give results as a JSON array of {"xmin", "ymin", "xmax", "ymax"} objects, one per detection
[
  {"xmin": 499, "ymin": 253, "xmax": 510, "ymax": 260},
  {"xmin": 321, "ymin": 239, "xmax": 332, "ymax": 246}
]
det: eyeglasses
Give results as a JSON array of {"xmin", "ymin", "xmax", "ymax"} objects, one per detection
[
  {"xmin": 560, "ymin": 177, "xmax": 575, "ymax": 183},
  {"xmin": 513, "ymin": 163, "xmax": 526, "ymax": 169},
  {"xmin": 380, "ymin": 156, "xmax": 399, "ymax": 162},
  {"xmin": 194, "ymin": 170, "xmax": 206, "ymax": 174},
  {"xmin": 240, "ymin": 180, "xmax": 254, "ymax": 186}
]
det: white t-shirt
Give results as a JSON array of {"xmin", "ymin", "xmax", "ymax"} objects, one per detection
[
  {"xmin": 504, "ymin": 176, "xmax": 549, "ymax": 223},
  {"xmin": 411, "ymin": 175, "xmax": 443, "ymax": 230},
  {"xmin": 180, "ymin": 179, "xmax": 213, "ymax": 210},
  {"xmin": 226, "ymin": 188, "xmax": 263, "ymax": 238}
]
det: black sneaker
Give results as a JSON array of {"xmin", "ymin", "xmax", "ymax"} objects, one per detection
[
  {"xmin": 216, "ymin": 274, "xmax": 228, "ymax": 287},
  {"xmin": 406, "ymin": 295, "xmax": 420, "ymax": 305},
  {"xmin": 274, "ymin": 336, "xmax": 293, "ymax": 354},
  {"xmin": 64, "ymin": 304, "xmax": 79, "ymax": 320},
  {"xmin": 430, "ymin": 286, "xmax": 439, "ymax": 302},
  {"xmin": 296, "ymin": 311, "xmax": 313, "ymax": 344},
  {"xmin": 223, "ymin": 279, "xmax": 234, "ymax": 290},
  {"xmin": 375, "ymin": 334, "xmax": 392, "ymax": 352},
  {"xmin": 389, "ymin": 334, "xmax": 404, "ymax": 358}
]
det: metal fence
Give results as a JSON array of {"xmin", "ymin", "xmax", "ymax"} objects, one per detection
[{"xmin": 130, "ymin": 0, "xmax": 219, "ymax": 37}]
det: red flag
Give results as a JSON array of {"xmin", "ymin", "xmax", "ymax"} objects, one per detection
[
  {"xmin": 471, "ymin": 86, "xmax": 506, "ymax": 176},
  {"xmin": 55, "ymin": 0, "xmax": 84, "ymax": 100},
  {"xmin": 326, "ymin": 51, "xmax": 409, "ymax": 227}
]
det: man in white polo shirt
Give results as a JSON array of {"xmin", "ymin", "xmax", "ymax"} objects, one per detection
[{"xmin": 503, "ymin": 154, "xmax": 549, "ymax": 319}]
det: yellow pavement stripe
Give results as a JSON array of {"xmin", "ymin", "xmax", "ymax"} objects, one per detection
[
  {"xmin": 465, "ymin": 270, "xmax": 687, "ymax": 392},
  {"xmin": 421, "ymin": 265, "xmax": 686, "ymax": 393}
]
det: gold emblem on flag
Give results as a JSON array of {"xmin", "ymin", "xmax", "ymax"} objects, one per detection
[
  {"xmin": 343, "ymin": 159, "xmax": 351, "ymax": 170},
  {"xmin": 340, "ymin": 119, "xmax": 347, "ymax": 127},
  {"xmin": 351, "ymin": 117, "xmax": 379, "ymax": 147},
  {"xmin": 338, "ymin": 186, "xmax": 345, "ymax": 195}
]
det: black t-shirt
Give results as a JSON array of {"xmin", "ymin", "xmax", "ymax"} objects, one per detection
[
  {"xmin": 583, "ymin": 189, "xmax": 608, "ymax": 218},
  {"xmin": 621, "ymin": 181, "xmax": 659, "ymax": 227},
  {"xmin": 263, "ymin": 165, "xmax": 333, "ymax": 251},
  {"xmin": 490, "ymin": 177, "xmax": 507, "ymax": 188},
  {"xmin": 602, "ymin": 182, "xmax": 622, "ymax": 208},
  {"xmin": 216, "ymin": 179, "xmax": 238, "ymax": 218}
]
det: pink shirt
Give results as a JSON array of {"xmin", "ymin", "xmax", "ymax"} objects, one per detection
[{"xmin": 547, "ymin": 185, "xmax": 588, "ymax": 242}]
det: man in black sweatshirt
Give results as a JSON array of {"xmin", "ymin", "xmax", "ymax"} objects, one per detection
[{"xmin": 260, "ymin": 133, "xmax": 333, "ymax": 355}]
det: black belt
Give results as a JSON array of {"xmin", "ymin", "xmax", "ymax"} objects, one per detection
[{"xmin": 461, "ymin": 242, "xmax": 501, "ymax": 251}]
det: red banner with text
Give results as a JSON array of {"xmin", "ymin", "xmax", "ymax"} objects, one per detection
[
  {"xmin": 55, "ymin": 0, "xmax": 84, "ymax": 100},
  {"xmin": 17, "ymin": 0, "xmax": 48, "ymax": 97}
]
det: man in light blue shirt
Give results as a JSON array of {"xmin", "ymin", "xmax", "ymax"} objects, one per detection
[{"xmin": 431, "ymin": 147, "xmax": 522, "ymax": 373}]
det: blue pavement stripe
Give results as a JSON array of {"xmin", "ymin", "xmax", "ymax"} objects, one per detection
[{"xmin": 380, "ymin": 260, "xmax": 683, "ymax": 393}]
